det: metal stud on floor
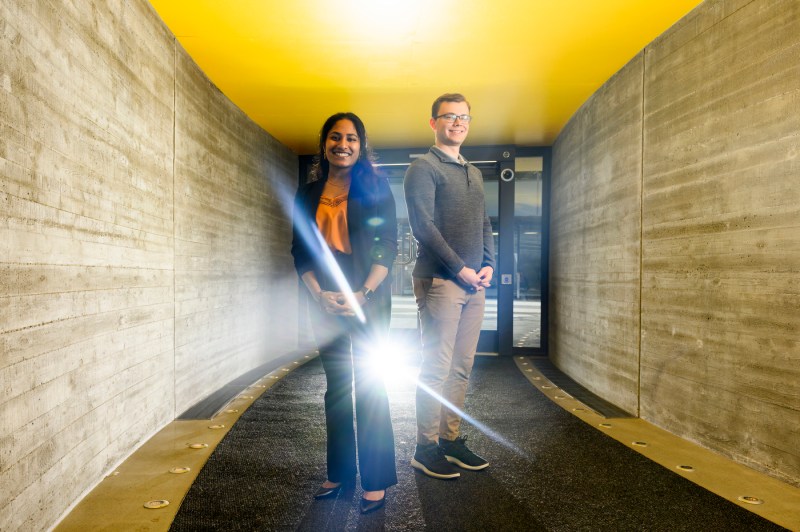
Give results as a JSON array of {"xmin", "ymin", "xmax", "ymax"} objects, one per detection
[
  {"xmin": 209, "ymin": 424, "xmax": 225, "ymax": 430},
  {"xmin": 676, "ymin": 464, "xmax": 695, "ymax": 472},
  {"xmin": 632, "ymin": 441, "xmax": 648, "ymax": 447},
  {"xmin": 599, "ymin": 423, "xmax": 613, "ymax": 428},
  {"xmin": 737, "ymin": 495, "xmax": 764, "ymax": 505},
  {"xmin": 188, "ymin": 443, "xmax": 208, "ymax": 449},
  {"xmin": 144, "ymin": 500, "xmax": 169, "ymax": 509},
  {"xmin": 170, "ymin": 467, "xmax": 191, "ymax": 474}
]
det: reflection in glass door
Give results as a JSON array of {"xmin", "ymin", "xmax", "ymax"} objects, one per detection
[{"xmin": 512, "ymin": 156, "xmax": 544, "ymax": 349}]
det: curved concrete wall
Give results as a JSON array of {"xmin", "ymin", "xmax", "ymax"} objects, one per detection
[
  {"xmin": 0, "ymin": 1, "xmax": 298, "ymax": 529},
  {"xmin": 550, "ymin": 0, "xmax": 799, "ymax": 485}
]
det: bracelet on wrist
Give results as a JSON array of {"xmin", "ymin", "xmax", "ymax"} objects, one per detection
[{"xmin": 360, "ymin": 286, "xmax": 374, "ymax": 301}]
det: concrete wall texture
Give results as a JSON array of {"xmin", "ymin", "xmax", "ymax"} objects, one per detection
[
  {"xmin": 550, "ymin": 0, "xmax": 799, "ymax": 486},
  {"xmin": 2, "ymin": 0, "xmax": 799, "ymax": 528},
  {"xmin": 0, "ymin": 1, "xmax": 298, "ymax": 529}
]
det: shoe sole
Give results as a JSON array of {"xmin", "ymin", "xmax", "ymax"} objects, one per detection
[
  {"xmin": 359, "ymin": 497, "xmax": 385, "ymax": 514},
  {"xmin": 410, "ymin": 458, "xmax": 461, "ymax": 479},
  {"xmin": 444, "ymin": 455, "xmax": 490, "ymax": 471}
]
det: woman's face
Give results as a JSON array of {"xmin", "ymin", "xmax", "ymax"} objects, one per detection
[{"xmin": 324, "ymin": 119, "xmax": 361, "ymax": 171}]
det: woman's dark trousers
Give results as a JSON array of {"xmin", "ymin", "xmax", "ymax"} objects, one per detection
[{"xmin": 315, "ymin": 315, "xmax": 398, "ymax": 491}]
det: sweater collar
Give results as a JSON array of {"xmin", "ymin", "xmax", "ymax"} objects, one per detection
[{"xmin": 430, "ymin": 145, "xmax": 469, "ymax": 166}]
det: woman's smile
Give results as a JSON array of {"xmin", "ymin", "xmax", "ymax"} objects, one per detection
[{"xmin": 325, "ymin": 119, "xmax": 361, "ymax": 168}]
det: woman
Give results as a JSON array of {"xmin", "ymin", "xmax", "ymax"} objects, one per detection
[{"xmin": 291, "ymin": 112, "xmax": 398, "ymax": 514}]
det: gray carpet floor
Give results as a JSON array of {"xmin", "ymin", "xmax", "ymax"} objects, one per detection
[{"xmin": 170, "ymin": 356, "xmax": 786, "ymax": 531}]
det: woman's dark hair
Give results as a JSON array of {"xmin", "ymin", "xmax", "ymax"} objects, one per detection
[{"xmin": 309, "ymin": 112, "xmax": 378, "ymax": 193}]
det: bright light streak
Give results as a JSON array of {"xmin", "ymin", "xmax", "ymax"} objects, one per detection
[
  {"xmin": 414, "ymin": 376, "xmax": 524, "ymax": 456},
  {"xmin": 309, "ymin": 227, "xmax": 366, "ymax": 323},
  {"xmin": 272, "ymin": 178, "xmax": 365, "ymax": 323}
]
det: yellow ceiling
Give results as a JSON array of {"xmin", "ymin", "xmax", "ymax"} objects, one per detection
[{"xmin": 148, "ymin": 0, "xmax": 703, "ymax": 155}]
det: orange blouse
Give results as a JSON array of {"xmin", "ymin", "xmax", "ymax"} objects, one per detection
[{"xmin": 316, "ymin": 181, "xmax": 351, "ymax": 254}]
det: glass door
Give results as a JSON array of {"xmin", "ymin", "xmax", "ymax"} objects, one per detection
[
  {"xmin": 495, "ymin": 149, "xmax": 549, "ymax": 356},
  {"xmin": 378, "ymin": 146, "xmax": 549, "ymax": 356},
  {"xmin": 509, "ymin": 153, "xmax": 547, "ymax": 355}
]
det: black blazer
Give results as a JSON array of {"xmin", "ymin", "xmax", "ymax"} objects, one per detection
[{"xmin": 291, "ymin": 174, "xmax": 398, "ymax": 322}]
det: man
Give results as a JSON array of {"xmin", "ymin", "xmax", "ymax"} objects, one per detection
[{"xmin": 403, "ymin": 93, "xmax": 495, "ymax": 479}]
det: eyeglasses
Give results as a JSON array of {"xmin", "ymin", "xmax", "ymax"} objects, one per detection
[{"xmin": 434, "ymin": 113, "xmax": 472, "ymax": 123}]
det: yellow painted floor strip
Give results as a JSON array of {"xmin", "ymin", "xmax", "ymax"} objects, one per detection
[
  {"xmin": 514, "ymin": 356, "xmax": 800, "ymax": 531},
  {"xmin": 55, "ymin": 357, "xmax": 314, "ymax": 531},
  {"xmin": 56, "ymin": 355, "xmax": 799, "ymax": 530}
]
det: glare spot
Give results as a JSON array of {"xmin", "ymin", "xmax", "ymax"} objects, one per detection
[
  {"xmin": 367, "ymin": 217, "xmax": 384, "ymax": 227},
  {"xmin": 367, "ymin": 338, "xmax": 416, "ymax": 390}
]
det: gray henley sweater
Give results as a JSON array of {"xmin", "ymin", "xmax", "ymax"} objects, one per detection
[{"xmin": 403, "ymin": 146, "xmax": 495, "ymax": 279}]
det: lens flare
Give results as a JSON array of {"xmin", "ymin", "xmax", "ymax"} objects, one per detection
[
  {"xmin": 273, "ymin": 177, "xmax": 365, "ymax": 323},
  {"xmin": 367, "ymin": 336, "xmax": 523, "ymax": 455},
  {"xmin": 273, "ymin": 177, "xmax": 522, "ymax": 457},
  {"xmin": 366, "ymin": 337, "xmax": 417, "ymax": 390}
]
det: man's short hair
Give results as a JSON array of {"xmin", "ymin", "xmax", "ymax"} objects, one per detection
[{"xmin": 432, "ymin": 93, "xmax": 471, "ymax": 118}]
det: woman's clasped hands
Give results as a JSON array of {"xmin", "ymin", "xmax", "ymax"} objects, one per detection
[{"xmin": 318, "ymin": 290, "xmax": 364, "ymax": 316}]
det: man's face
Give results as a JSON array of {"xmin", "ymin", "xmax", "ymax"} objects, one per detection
[{"xmin": 430, "ymin": 101, "xmax": 470, "ymax": 148}]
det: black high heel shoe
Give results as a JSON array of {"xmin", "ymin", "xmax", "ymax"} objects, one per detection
[
  {"xmin": 313, "ymin": 483, "xmax": 342, "ymax": 499},
  {"xmin": 359, "ymin": 493, "xmax": 385, "ymax": 514}
]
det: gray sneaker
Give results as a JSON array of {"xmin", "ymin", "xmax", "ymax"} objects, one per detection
[
  {"xmin": 411, "ymin": 443, "xmax": 461, "ymax": 479},
  {"xmin": 439, "ymin": 436, "xmax": 489, "ymax": 470}
]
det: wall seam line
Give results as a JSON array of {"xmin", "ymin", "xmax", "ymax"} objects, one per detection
[
  {"xmin": 172, "ymin": 39, "xmax": 178, "ymax": 418},
  {"xmin": 637, "ymin": 50, "xmax": 645, "ymax": 419}
]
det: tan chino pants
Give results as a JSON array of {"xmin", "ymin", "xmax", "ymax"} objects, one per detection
[{"xmin": 413, "ymin": 277, "xmax": 485, "ymax": 445}]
